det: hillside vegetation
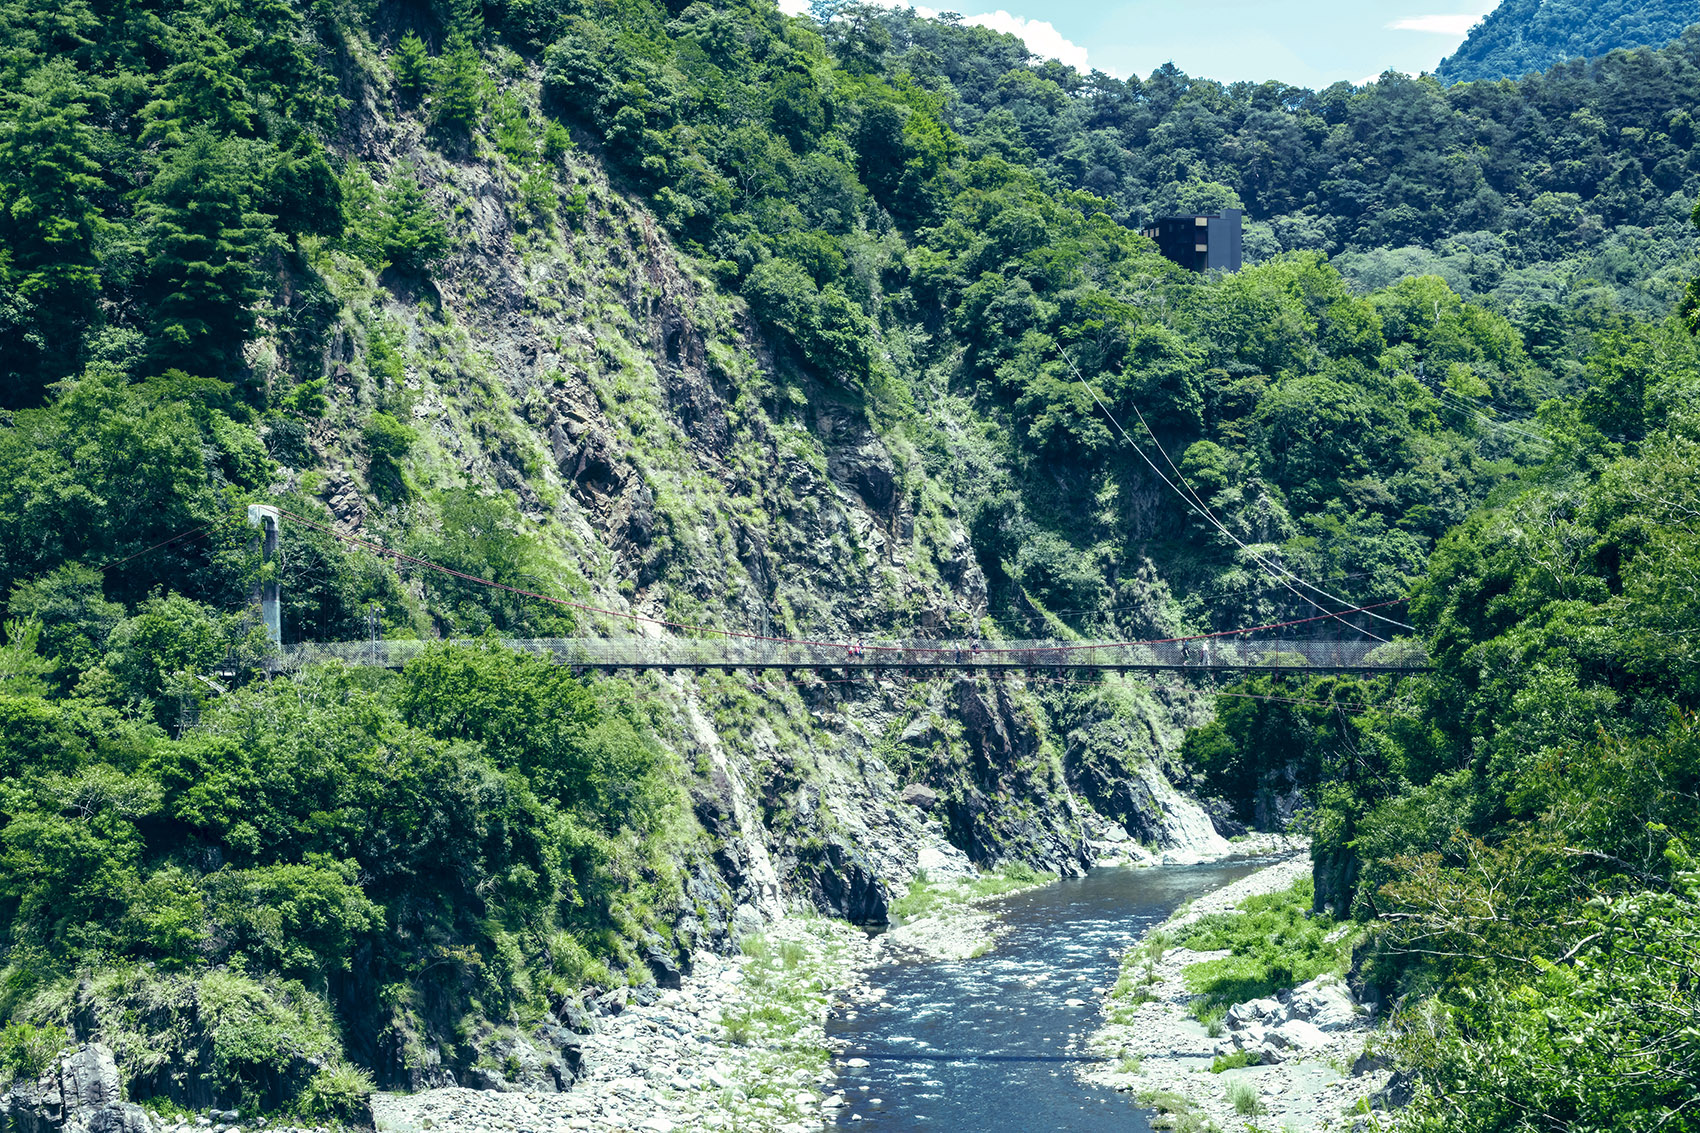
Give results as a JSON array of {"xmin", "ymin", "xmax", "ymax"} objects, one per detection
[
  {"xmin": 0, "ymin": 0, "xmax": 1697, "ymax": 1127},
  {"xmin": 1438, "ymin": 0, "xmax": 1699, "ymax": 84}
]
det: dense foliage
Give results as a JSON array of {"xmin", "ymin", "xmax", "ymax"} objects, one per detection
[
  {"xmin": 1190, "ymin": 300, "xmax": 1700, "ymax": 1126},
  {"xmin": 0, "ymin": 642, "xmax": 697, "ymax": 1113},
  {"xmin": 1437, "ymin": 0, "xmax": 1699, "ymax": 85}
]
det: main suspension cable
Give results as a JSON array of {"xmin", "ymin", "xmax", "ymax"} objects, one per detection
[{"xmin": 1061, "ymin": 352, "xmax": 1408, "ymax": 639}]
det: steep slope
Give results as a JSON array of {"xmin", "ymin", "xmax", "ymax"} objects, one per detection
[{"xmin": 1437, "ymin": 0, "xmax": 1699, "ymax": 83}]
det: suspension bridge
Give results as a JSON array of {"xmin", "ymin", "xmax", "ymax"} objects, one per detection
[
  {"xmin": 227, "ymin": 506, "xmax": 1430, "ymax": 678},
  {"xmin": 278, "ymin": 635, "xmax": 1427, "ymax": 675}
]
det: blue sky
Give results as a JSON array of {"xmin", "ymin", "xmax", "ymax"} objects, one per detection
[{"xmin": 782, "ymin": 0, "xmax": 1504, "ymax": 87}]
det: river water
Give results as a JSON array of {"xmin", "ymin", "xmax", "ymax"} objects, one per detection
[{"xmin": 825, "ymin": 859, "xmax": 1270, "ymax": 1131}]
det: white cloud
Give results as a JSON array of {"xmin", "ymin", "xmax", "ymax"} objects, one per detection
[
  {"xmin": 1390, "ymin": 14, "xmax": 1481, "ymax": 35},
  {"xmin": 960, "ymin": 10, "xmax": 1092, "ymax": 71},
  {"xmin": 787, "ymin": 0, "xmax": 1094, "ymax": 74},
  {"xmin": 865, "ymin": 0, "xmax": 942, "ymax": 17}
]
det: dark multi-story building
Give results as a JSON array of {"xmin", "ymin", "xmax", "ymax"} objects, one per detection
[{"xmin": 1140, "ymin": 208, "xmax": 1243, "ymax": 273}]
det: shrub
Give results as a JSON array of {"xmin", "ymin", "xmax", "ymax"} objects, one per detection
[
  {"xmin": 1211, "ymin": 1049, "xmax": 1259, "ymax": 1073},
  {"xmin": 1227, "ymin": 1079, "xmax": 1264, "ymax": 1116},
  {"xmin": 722, "ymin": 1013, "xmax": 754, "ymax": 1046},
  {"xmin": 0, "ymin": 1022, "xmax": 59, "ymax": 1084},
  {"xmin": 362, "ymin": 412, "xmax": 416, "ymax": 498},
  {"xmin": 300, "ymin": 1064, "xmax": 373, "ymax": 1122}
]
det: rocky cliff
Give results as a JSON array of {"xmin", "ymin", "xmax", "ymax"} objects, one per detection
[{"xmin": 291, "ymin": 52, "xmax": 1231, "ymax": 953}]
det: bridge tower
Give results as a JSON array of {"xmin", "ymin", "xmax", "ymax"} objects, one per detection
[{"xmin": 247, "ymin": 505, "xmax": 282, "ymax": 646}]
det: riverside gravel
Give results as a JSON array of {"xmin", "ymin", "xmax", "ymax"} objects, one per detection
[
  {"xmin": 372, "ymin": 840, "xmax": 1336, "ymax": 1133},
  {"xmin": 1079, "ymin": 852, "xmax": 1394, "ymax": 1132}
]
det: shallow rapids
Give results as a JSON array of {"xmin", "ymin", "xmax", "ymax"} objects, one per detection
[{"xmin": 825, "ymin": 859, "xmax": 1273, "ymax": 1131}]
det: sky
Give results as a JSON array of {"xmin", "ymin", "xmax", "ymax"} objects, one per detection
[{"xmin": 778, "ymin": 0, "xmax": 1505, "ymax": 87}]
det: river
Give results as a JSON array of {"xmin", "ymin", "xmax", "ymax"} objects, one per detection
[{"xmin": 825, "ymin": 859, "xmax": 1272, "ymax": 1131}]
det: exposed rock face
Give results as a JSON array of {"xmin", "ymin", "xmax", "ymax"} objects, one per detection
[
  {"xmin": 1202, "ymin": 797, "xmax": 1249, "ymax": 839},
  {"xmin": 1092, "ymin": 764, "xmax": 1230, "ymax": 863},
  {"xmin": 0, "ymin": 1044, "xmax": 152, "ymax": 1133},
  {"xmin": 802, "ymin": 836, "xmax": 889, "ymax": 924},
  {"xmin": 1255, "ymin": 782, "xmax": 1311, "ymax": 832},
  {"xmin": 899, "ymin": 783, "xmax": 939, "ymax": 810},
  {"xmin": 644, "ymin": 942, "xmax": 685, "ymax": 991}
]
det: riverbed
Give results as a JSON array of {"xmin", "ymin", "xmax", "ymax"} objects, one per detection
[{"xmin": 824, "ymin": 858, "xmax": 1276, "ymax": 1131}]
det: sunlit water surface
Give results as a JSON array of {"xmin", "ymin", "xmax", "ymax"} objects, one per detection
[{"xmin": 826, "ymin": 859, "xmax": 1272, "ymax": 1131}]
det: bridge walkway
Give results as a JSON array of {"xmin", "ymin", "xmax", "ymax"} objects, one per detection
[{"xmin": 279, "ymin": 636, "xmax": 1427, "ymax": 675}]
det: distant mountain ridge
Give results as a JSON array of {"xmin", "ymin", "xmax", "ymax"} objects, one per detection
[{"xmin": 1437, "ymin": 0, "xmax": 1700, "ymax": 83}]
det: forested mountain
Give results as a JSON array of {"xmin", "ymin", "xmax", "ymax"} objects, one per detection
[
  {"xmin": 0, "ymin": 0, "xmax": 1697, "ymax": 1126},
  {"xmin": 1437, "ymin": 0, "xmax": 1700, "ymax": 84},
  {"xmin": 854, "ymin": 8, "xmax": 1700, "ymax": 318}
]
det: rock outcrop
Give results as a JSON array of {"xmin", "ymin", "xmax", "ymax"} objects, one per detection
[
  {"xmin": 1221, "ymin": 975, "xmax": 1366, "ymax": 1064},
  {"xmin": 0, "ymin": 1044, "xmax": 152, "ymax": 1133}
]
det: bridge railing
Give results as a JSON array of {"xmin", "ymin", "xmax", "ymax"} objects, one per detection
[{"xmin": 277, "ymin": 636, "xmax": 1427, "ymax": 672}]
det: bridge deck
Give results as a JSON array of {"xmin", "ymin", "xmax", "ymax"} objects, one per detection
[{"xmin": 279, "ymin": 637, "xmax": 1428, "ymax": 675}]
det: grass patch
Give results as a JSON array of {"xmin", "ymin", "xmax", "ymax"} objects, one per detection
[
  {"xmin": 1175, "ymin": 878, "xmax": 1357, "ymax": 1021},
  {"xmin": 1210, "ymin": 1049, "xmax": 1260, "ymax": 1073},
  {"xmin": 1193, "ymin": 1001, "xmax": 1229, "ymax": 1036},
  {"xmin": 890, "ymin": 862, "xmax": 1057, "ymax": 920},
  {"xmin": 0, "ymin": 1022, "xmax": 59, "ymax": 1084},
  {"xmin": 1109, "ymin": 928, "xmax": 1172, "ymax": 1006},
  {"xmin": 1137, "ymin": 1089, "xmax": 1218, "ymax": 1133},
  {"xmin": 1227, "ymin": 1079, "xmax": 1265, "ymax": 1116}
]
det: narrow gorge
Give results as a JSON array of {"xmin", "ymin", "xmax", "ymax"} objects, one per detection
[{"xmin": 3, "ymin": 0, "xmax": 1699, "ymax": 1129}]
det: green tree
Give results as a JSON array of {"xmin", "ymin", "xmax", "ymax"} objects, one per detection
[
  {"xmin": 0, "ymin": 621, "xmax": 52, "ymax": 697},
  {"xmin": 201, "ymin": 857, "xmax": 383, "ymax": 980},
  {"xmin": 398, "ymin": 641, "xmax": 664, "ymax": 824},
  {"xmin": 390, "ymin": 31, "xmax": 435, "ymax": 106},
  {"xmin": 138, "ymin": 17, "xmax": 256, "ymax": 147},
  {"xmin": 433, "ymin": 35, "xmax": 485, "ymax": 136},
  {"xmin": 0, "ymin": 372, "xmax": 225, "ymax": 608},
  {"xmin": 0, "ymin": 58, "xmax": 106, "ymax": 395},
  {"xmin": 104, "ymin": 593, "xmax": 231, "ymax": 717},
  {"xmin": 266, "ymin": 136, "xmax": 345, "ymax": 241},
  {"xmin": 7, "ymin": 564, "xmax": 123, "ymax": 690},
  {"xmin": 139, "ymin": 131, "xmax": 276, "ymax": 378},
  {"xmin": 377, "ymin": 166, "xmax": 449, "ymax": 276},
  {"xmin": 0, "ymin": 763, "xmax": 158, "ymax": 953}
]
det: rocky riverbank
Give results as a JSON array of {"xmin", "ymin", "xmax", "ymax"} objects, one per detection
[
  {"xmin": 1080, "ymin": 854, "xmax": 1394, "ymax": 1132},
  {"xmin": 367, "ymin": 866, "xmax": 1060, "ymax": 1133},
  {"xmin": 369, "ymin": 839, "xmax": 1336, "ymax": 1133},
  {"xmin": 373, "ymin": 916, "xmax": 878, "ymax": 1133}
]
